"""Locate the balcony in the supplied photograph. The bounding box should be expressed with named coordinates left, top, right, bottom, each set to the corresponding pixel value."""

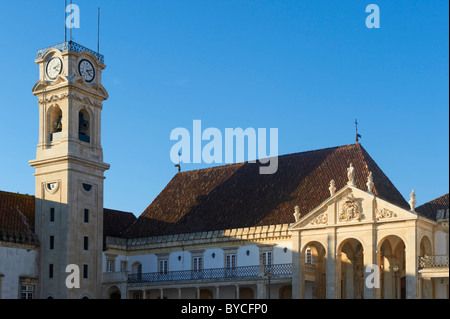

left=418, top=255, right=449, bottom=269
left=128, top=264, right=292, bottom=284
left=37, top=41, right=104, bottom=64
left=103, top=271, right=129, bottom=283
left=418, top=255, right=449, bottom=279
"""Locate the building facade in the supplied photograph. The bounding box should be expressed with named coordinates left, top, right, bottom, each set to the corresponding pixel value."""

left=0, top=42, right=448, bottom=299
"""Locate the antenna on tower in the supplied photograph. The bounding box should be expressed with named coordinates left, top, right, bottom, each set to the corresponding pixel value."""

left=64, top=0, right=67, bottom=42
left=97, top=7, right=100, bottom=55
left=355, top=119, right=362, bottom=144
left=69, top=0, right=73, bottom=41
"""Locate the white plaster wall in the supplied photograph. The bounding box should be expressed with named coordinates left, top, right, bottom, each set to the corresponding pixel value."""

left=0, top=246, right=39, bottom=299
left=434, top=230, right=449, bottom=255
left=122, top=240, right=294, bottom=275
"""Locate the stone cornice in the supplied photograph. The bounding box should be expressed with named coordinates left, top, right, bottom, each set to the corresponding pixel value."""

left=36, top=91, right=103, bottom=108
left=106, top=223, right=292, bottom=253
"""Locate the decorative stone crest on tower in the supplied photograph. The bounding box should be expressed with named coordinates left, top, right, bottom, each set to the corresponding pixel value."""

left=347, top=163, right=356, bottom=186
left=329, top=180, right=336, bottom=196
left=293, top=205, right=301, bottom=222
left=339, top=194, right=362, bottom=222
left=409, top=189, right=417, bottom=212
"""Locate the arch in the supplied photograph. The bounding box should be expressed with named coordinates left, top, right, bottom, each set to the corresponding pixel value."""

left=279, top=285, right=292, bottom=299
left=199, top=289, right=214, bottom=299
left=337, top=238, right=364, bottom=299
left=239, top=287, right=254, bottom=299
left=301, top=241, right=327, bottom=299
left=419, top=235, right=433, bottom=257
left=48, top=105, right=63, bottom=142
left=419, top=234, right=434, bottom=298
left=107, top=285, right=121, bottom=299
left=378, top=235, right=406, bottom=299
left=78, top=107, right=91, bottom=143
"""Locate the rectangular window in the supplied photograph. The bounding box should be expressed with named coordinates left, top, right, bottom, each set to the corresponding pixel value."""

left=49, top=235, right=54, bottom=250
left=21, top=285, right=34, bottom=299
left=83, top=236, right=88, bottom=250
left=120, top=261, right=128, bottom=272
left=106, top=260, right=114, bottom=272
left=159, top=259, right=168, bottom=274
left=306, top=248, right=312, bottom=264
left=49, top=264, right=54, bottom=279
left=226, top=254, right=236, bottom=270
left=193, top=257, right=203, bottom=272
left=84, top=209, right=89, bottom=223
left=50, top=208, right=55, bottom=222
left=262, top=251, right=272, bottom=266
left=83, top=264, right=88, bottom=279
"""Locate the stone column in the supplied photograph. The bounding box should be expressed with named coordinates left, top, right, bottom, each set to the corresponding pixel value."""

left=364, top=242, right=378, bottom=299
left=291, top=232, right=302, bottom=299
left=406, top=230, right=418, bottom=299
left=256, top=280, right=265, bottom=299
left=326, top=231, right=337, bottom=299
left=215, top=286, right=220, bottom=299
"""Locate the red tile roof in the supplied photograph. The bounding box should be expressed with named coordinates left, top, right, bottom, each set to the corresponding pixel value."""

left=0, top=191, right=35, bottom=234
left=0, top=190, right=136, bottom=245
left=103, top=208, right=136, bottom=240
left=123, top=143, right=410, bottom=238
left=416, top=193, right=449, bottom=221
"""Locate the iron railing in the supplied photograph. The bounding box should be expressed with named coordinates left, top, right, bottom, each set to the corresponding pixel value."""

left=128, top=263, right=292, bottom=284
left=418, top=255, right=449, bottom=269
left=37, top=41, right=104, bottom=64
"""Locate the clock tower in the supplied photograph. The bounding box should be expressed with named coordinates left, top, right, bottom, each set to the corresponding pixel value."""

left=29, top=42, right=109, bottom=299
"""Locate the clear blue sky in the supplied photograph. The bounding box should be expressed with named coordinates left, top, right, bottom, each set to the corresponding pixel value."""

left=0, top=0, right=448, bottom=216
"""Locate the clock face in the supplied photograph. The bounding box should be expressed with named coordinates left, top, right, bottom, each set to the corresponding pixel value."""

left=46, top=58, right=62, bottom=80
left=78, top=59, right=95, bottom=82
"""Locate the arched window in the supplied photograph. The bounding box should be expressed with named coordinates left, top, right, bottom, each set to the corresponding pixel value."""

left=78, top=109, right=90, bottom=143
left=49, top=107, right=62, bottom=142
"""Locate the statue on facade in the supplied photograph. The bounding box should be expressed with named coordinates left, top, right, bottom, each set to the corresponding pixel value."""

left=347, top=163, right=355, bottom=186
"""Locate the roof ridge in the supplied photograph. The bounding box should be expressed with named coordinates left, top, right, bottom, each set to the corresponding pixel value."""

left=0, top=190, right=35, bottom=198
left=175, top=143, right=356, bottom=174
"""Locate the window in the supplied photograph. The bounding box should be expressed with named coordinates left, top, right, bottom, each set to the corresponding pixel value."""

left=84, top=209, right=89, bottom=223
left=226, top=254, right=236, bottom=270
left=305, top=247, right=312, bottom=264
left=83, top=236, right=89, bottom=250
left=83, top=265, right=88, bottom=279
left=262, top=251, right=272, bottom=267
left=49, top=264, right=54, bottom=279
left=21, top=285, right=34, bottom=299
left=106, top=260, right=114, bottom=272
left=193, top=257, right=203, bottom=272
left=49, top=235, right=54, bottom=250
left=159, top=259, right=168, bottom=274
left=50, top=208, right=55, bottom=222
left=120, top=261, right=128, bottom=272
